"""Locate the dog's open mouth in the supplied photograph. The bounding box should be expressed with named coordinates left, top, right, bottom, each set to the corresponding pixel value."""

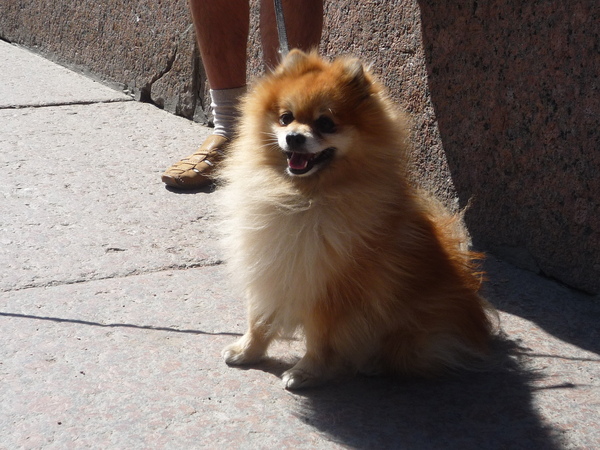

left=285, top=148, right=335, bottom=175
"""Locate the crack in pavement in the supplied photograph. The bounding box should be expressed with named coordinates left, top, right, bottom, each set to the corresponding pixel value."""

left=0, top=97, right=133, bottom=110
left=0, top=259, right=225, bottom=293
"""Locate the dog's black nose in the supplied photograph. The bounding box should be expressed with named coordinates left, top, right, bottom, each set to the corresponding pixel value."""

left=286, top=132, right=306, bottom=149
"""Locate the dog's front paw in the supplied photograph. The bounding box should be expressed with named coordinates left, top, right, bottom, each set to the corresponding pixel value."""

left=221, top=340, right=264, bottom=366
left=282, top=368, right=323, bottom=390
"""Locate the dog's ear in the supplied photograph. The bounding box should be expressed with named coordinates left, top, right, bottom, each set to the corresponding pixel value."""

left=277, top=49, right=310, bottom=73
left=343, top=58, right=366, bottom=83
left=339, top=57, right=372, bottom=96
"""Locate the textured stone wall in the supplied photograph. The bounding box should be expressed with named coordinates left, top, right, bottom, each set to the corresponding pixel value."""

left=416, top=0, right=599, bottom=294
left=0, top=0, right=208, bottom=122
left=1, top=0, right=598, bottom=294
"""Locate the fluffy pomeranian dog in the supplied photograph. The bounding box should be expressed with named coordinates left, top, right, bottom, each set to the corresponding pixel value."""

left=219, top=50, right=496, bottom=390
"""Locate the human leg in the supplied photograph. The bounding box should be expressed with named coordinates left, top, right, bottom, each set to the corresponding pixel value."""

left=190, top=0, right=249, bottom=90
left=190, top=0, right=250, bottom=138
left=260, top=0, right=323, bottom=69
left=162, top=0, right=250, bottom=189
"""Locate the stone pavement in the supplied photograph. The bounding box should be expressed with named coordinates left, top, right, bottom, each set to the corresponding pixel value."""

left=1, top=40, right=598, bottom=449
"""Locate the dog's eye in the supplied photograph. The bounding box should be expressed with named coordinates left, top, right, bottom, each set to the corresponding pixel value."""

left=315, top=116, right=336, bottom=134
left=279, top=112, right=294, bottom=126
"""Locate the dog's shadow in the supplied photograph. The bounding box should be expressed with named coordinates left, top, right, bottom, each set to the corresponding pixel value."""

left=249, top=336, right=561, bottom=449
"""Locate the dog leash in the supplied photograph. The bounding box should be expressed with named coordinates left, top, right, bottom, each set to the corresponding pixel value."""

left=274, top=0, right=290, bottom=57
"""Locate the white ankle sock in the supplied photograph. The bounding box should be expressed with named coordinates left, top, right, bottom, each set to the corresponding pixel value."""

left=210, top=86, right=247, bottom=139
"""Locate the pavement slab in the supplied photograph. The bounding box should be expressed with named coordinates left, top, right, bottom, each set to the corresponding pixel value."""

left=1, top=41, right=599, bottom=449
left=0, top=101, right=219, bottom=292
left=1, top=261, right=599, bottom=449
left=0, top=40, right=130, bottom=108
left=0, top=268, right=317, bottom=449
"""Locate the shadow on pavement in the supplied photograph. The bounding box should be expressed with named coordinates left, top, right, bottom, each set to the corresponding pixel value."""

left=165, top=184, right=216, bottom=195
left=482, top=258, right=600, bottom=357
left=288, top=336, right=562, bottom=449
left=0, top=312, right=241, bottom=337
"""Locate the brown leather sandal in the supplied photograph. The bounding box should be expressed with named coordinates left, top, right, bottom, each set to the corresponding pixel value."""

left=161, top=135, right=229, bottom=189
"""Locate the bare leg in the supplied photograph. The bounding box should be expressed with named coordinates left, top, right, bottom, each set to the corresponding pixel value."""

left=260, top=0, right=324, bottom=69
left=161, top=0, right=249, bottom=189
left=189, top=0, right=250, bottom=89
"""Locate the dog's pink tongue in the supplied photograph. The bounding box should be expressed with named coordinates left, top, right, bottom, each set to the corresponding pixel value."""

left=288, top=152, right=310, bottom=170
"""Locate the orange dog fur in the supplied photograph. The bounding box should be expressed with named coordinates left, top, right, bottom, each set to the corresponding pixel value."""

left=219, top=50, right=496, bottom=390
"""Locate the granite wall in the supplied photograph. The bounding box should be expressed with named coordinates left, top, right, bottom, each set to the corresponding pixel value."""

left=416, top=1, right=599, bottom=294
left=0, top=0, right=209, bottom=122
left=1, top=0, right=597, bottom=294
